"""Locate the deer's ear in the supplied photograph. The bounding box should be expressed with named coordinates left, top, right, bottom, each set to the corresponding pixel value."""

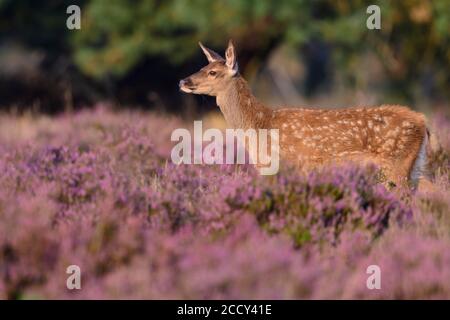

left=225, top=39, right=238, bottom=75
left=199, top=42, right=223, bottom=63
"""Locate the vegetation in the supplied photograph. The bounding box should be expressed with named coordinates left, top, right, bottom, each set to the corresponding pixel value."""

left=0, top=0, right=448, bottom=109
left=0, top=106, right=449, bottom=299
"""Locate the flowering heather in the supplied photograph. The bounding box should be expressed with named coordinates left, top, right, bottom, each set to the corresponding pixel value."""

left=428, top=111, right=450, bottom=185
left=0, top=106, right=449, bottom=299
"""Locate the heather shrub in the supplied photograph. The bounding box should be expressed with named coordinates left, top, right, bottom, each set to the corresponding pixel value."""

left=226, top=165, right=412, bottom=247
left=0, top=106, right=449, bottom=299
left=428, top=112, right=450, bottom=184
left=338, top=230, right=450, bottom=299
left=0, top=193, right=59, bottom=299
left=36, top=216, right=322, bottom=299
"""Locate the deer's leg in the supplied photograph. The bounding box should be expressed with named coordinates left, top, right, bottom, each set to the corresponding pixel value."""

left=386, top=151, right=421, bottom=190
left=366, top=157, right=409, bottom=190
left=417, top=177, right=437, bottom=193
left=376, top=163, right=407, bottom=189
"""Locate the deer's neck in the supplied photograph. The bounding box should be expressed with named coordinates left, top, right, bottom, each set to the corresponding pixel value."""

left=216, top=77, right=272, bottom=129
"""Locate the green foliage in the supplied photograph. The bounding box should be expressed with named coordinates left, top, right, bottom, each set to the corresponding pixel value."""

left=71, top=0, right=312, bottom=77
left=69, top=0, right=449, bottom=101
left=1, top=0, right=448, bottom=102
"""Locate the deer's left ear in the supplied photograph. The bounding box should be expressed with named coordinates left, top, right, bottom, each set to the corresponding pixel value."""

left=225, top=40, right=238, bottom=76
left=199, top=42, right=224, bottom=63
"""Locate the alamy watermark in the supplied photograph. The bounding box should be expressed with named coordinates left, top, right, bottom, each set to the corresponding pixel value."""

left=366, top=264, right=381, bottom=290
left=63, top=263, right=381, bottom=292
left=171, top=121, right=280, bottom=175
left=66, top=4, right=380, bottom=31
left=66, top=265, right=81, bottom=290
left=366, top=5, right=381, bottom=30
left=66, top=5, right=81, bottom=30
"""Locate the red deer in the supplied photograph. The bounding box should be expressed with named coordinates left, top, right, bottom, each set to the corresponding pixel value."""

left=179, top=40, right=429, bottom=189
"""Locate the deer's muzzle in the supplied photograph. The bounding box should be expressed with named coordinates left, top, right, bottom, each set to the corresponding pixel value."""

left=179, top=78, right=196, bottom=93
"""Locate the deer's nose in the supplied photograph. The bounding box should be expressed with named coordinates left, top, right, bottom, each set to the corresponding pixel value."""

left=179, top=78, right=193, bottom=88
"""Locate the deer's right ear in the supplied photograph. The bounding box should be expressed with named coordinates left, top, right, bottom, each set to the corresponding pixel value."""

left=199, top=42, right=223, bottom=63
left=225, top=40, right=238, bottom=76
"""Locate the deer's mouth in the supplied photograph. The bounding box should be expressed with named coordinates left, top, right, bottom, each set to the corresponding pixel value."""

left=180, top=86, right=195, bottom=93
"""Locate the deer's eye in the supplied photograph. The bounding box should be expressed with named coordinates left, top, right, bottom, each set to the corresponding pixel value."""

left=208, top=70, right=217, bottom=76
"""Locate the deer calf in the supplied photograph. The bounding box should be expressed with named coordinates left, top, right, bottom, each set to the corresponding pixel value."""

left=179, top=40, right=429, bottom=188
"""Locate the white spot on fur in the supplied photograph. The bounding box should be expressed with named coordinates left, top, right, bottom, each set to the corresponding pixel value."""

left=402, top=121, right=411, bottom=127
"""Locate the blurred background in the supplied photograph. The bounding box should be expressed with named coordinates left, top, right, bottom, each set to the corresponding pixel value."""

left=0, top=0, right=448, bottom=116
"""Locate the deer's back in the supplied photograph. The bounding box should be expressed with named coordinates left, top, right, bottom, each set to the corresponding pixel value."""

left=269, top=105, right=427, bottom=167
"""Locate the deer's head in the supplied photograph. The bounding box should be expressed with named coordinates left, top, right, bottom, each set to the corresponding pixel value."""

left=179, top=40, right=239, bottom=96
